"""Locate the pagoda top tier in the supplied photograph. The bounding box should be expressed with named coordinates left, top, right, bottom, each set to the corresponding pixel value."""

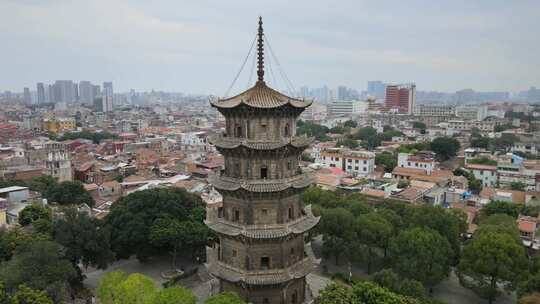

left=211, top=17, right=311, bottom=111
left=211, top=81, right=312, bottom=110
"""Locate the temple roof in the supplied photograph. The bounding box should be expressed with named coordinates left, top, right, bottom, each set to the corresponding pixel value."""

left=209, top=134, right=313, bottom=150
left=209, top=171, right=313, bottom=193
left=205, top=205, right=320, bottom=239
left=210, top=81, right=312, bottom=110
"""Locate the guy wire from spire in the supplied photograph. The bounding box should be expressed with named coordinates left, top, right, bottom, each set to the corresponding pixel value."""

left=257, top=16, right=265, bottom=83
left=264, top=35, right=297, bottom=96
left=224, top=34, right=256, bottom=97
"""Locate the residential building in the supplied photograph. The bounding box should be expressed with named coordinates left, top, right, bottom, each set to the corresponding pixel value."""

left=455, top=105, right=488, bottom=121
left=342, top=150, right=376, bottom=176
left=42, top=117, right=76, bottom=134
left=466, top=164, right=497, bottom=187
left=328, top=100, right=367, bottom=117
left=413, top=104, right=455, bottom=117
left=45, top=142, right=72, bottom=182
left=447, top=120, right=494, bottom=132
left=397, top=151, right=438, bottom=174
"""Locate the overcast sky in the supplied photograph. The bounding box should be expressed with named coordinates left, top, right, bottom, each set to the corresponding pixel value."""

left=1, top=0, right=539, bottom=95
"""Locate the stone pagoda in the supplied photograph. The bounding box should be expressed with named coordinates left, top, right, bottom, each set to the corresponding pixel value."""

left=205, top=17, right=320, bottom=304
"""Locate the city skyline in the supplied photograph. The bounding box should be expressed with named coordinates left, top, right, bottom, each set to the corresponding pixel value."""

left=1, top=1, right=539, bottom=94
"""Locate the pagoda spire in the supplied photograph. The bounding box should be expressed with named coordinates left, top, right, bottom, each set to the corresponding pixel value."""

left=257, top=16, right=264, bottom=83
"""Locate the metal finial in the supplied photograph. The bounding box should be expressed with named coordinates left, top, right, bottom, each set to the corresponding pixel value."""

left=257, top=16, right=264, bottom=83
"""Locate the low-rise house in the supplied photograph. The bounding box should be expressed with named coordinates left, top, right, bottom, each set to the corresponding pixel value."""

left=397, top=151, right=438, bottom=174
left=466, top=164, right=497, bottom=188
left=517, top=215, right=537, bottom=242
left=0, top=186, right=29, bottom=203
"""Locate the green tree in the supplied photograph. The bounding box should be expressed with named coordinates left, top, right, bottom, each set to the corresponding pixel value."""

left=344, top=120, right=358, bottom=128
left=150, top=219, right=209, bottom=269
left=18, top=204, right=51, bottom=227
left=300, top=187, right=342, bottom=209
left=493, top=134, right=519, bottom=151
left=482, top=200, right=520, bottom=218
left=354, top=127, right=378, bottom=140
left=330, top=126, right=346, bottom=134
left=336, top=138, right=359, bottom=149
left=375, top=152, right=397, bottom=172
left=26, top=175, right=57, bottom=196
left=0, top=241, right=77, bottom=302
left=412, top=122, right=426, bottom=134
left=372, top=269, right=400, bottom=292
left=399, top=279, right=425, bottom=299
left=458, top=230, right=527, bottom=304
left=429, top=137, right=460, bottom=161
left=518, top=273, right=540, bottom=299
left=53, top=208, right=114, bottom=271
left=390, top=227, right=452, bottom=293
left=204, top=292, right=245, bottom=304
left=296, top=121, right=331, bottom=141
left=152, top=286, right=197, bottom=304
left=510, top=182, right=526, bottom=191
left=352, top=281, right=421, bottom=304
left=106, top=188, right=206, bottom=261
left=355, top=213, right=392, bottom=273
left=10, top=285, right=54, bottom=304
left=470, top=136, right=490, bottom=149
left=407, top=205, right=465, bottom=263
left=47, top=181, right=94, bottom=206
left=114, top=274, right=156, bottom=304
left=318, top=284, right=356, bottom=304
left=97, top=271, right=128, bottom=304
left=0, top=228, right=48, bottom=262
left=319, top=208, right=355, bottom=265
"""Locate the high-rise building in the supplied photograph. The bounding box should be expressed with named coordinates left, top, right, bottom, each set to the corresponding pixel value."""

left=37, top=83, right=45, bottom=104
left=206, top=18, right=319, bottom=304
left=103, top=81, right=113, bottom=97
left=23, top=87, right=31, bottom=104
left=385, top=84, right=416, bottom=114
left=47, top=85, right=54, bottom=103
left=78, top=81, right=94, bottom=105
left=53, top=80, right=75, bottom=103
left=367, top=81, right=386, bottom=99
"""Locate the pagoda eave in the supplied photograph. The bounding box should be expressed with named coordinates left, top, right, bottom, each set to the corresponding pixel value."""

left=209, top=134, right=313, bottom=151
left=209, top=172, right=313, bottom=193
left=205, top=205, right=320, bottom=239
left=207, top=256, right=314, bottom=286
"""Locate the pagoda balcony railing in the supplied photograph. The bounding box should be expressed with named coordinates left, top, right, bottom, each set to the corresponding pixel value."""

left=206, top=204, right=318, bottom=231
left=209, top=169, right=314, bottom=187
left=208, top=133, right=313, bottom=150
left=207, top=252, right=314, bottom=285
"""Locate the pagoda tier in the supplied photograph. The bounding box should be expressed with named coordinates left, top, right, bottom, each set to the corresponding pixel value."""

left=207, top=253, right=314, bottom=286
left=211, top=81, right=311, bottom=111
left=209, top=171, right=313, bottom=193
left=205, top=205, right=319, bottom=239
left=209, top=134, right=312, bottom=151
